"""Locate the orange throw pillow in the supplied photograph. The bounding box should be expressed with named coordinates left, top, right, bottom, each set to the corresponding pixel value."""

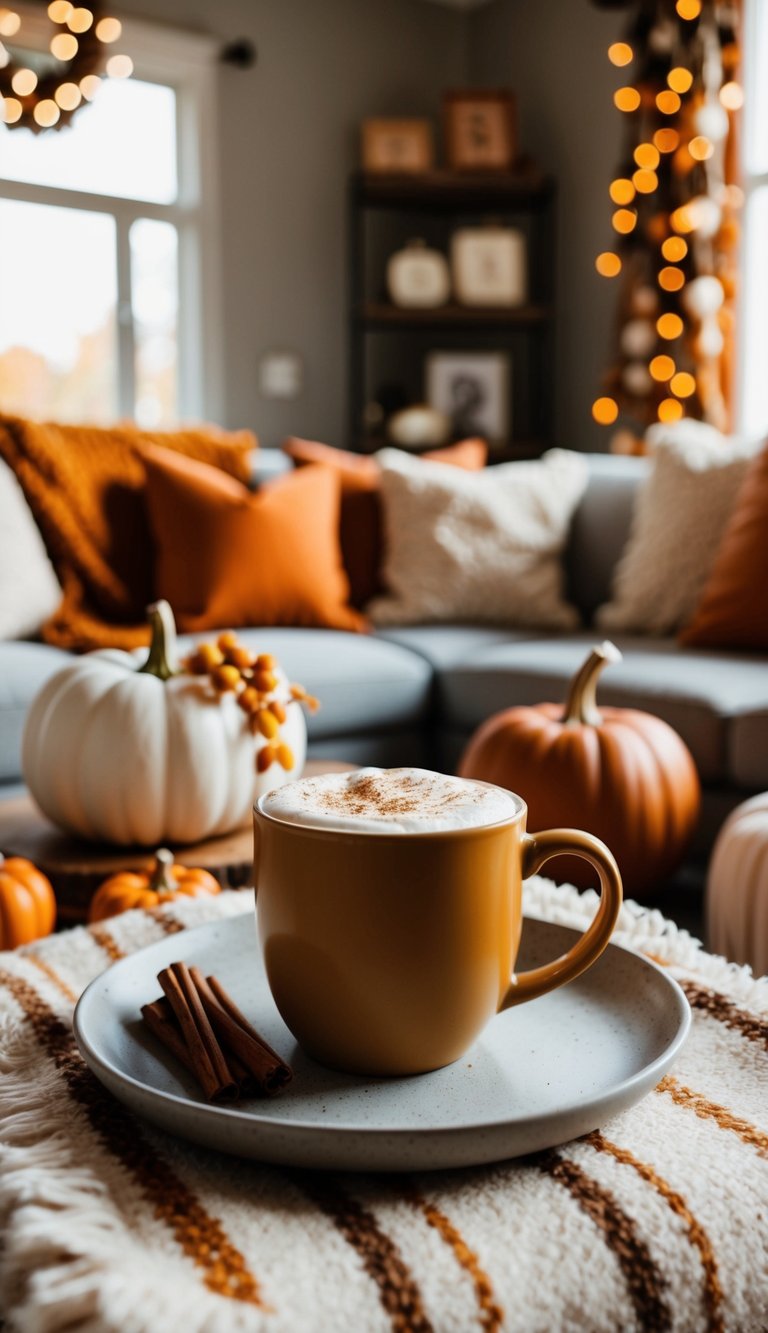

left=0, top=414, right=255, bottom=650
left=680, top=441, right=768, bottom=651
left=283, top=437, right=488, bottom=606
left=142, top=444, right=365, bottom=634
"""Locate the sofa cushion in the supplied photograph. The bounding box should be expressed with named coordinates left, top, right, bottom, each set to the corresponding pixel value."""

left=595, top=423, right=761, bottom=636
left=142, top=447, right=364, bottom=634
left=370, top=448, right=588, bottom=629
left=729, top=709, right=768, bottom=789
left=439, top=634, right=768, bottom=784
left=176, top=628, right=434, bottom=740
left=0, top=642, right=72, bottom=783
left=564, top=454, right=648, bottom=622
left=284, top=437, right=487, bottom=609
left=375, top=623, right=537, bottom=671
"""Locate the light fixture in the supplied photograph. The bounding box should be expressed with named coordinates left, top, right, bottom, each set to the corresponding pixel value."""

left=0, top=3, right=131, bottom=132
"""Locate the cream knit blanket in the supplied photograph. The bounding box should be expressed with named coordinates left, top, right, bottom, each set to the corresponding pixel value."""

left=0, top=881, right=766, bottom=1333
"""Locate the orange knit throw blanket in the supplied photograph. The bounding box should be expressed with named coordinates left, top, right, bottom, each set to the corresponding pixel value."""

left=0, top=414, right=255, bottom=651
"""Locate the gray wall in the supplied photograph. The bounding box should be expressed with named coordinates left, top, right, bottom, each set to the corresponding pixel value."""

left=468, top=0, right=625, bottom=451
left=116, top=0, right=624, bottom=451
left=115, top=0, right=467, bottom=446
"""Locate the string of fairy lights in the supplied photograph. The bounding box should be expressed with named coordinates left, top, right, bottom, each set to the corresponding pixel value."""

left=0, top=2, right=131, bottom=132
left=591, top=0, right=742, bottom=452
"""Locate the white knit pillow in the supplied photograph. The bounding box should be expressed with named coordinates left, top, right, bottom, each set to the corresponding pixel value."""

left=0, top=457, right=61, bottom=640
left=369, top=447, right=587, bottom=628
left=596, top=421, right=763, bottom=636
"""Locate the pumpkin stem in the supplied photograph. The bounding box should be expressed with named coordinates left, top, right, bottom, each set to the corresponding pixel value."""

left=139, top=601, right=178, bottom=681
left=562, top=641, right=623, bottom=727
left=150, top=848, right=177, bottom=896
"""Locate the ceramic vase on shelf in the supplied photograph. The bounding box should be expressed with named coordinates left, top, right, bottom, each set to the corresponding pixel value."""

left=386, top=239, right=450, bottom=308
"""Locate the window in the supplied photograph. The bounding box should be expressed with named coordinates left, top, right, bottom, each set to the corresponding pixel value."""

left=739, top=0, right=768, bottom=438
left=0, top=15, right=221, bottom=426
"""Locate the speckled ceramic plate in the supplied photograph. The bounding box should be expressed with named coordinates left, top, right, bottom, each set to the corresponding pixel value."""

left=74, top=913, right=690, bottom=1172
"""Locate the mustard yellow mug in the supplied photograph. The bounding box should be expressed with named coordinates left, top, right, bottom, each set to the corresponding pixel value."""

left=253, top=779, right=622, bottom=1076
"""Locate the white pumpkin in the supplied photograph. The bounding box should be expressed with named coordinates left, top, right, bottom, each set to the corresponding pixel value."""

left=706, top=793, right=768, bottom=977
left=22, top=602, right=307, bottom=846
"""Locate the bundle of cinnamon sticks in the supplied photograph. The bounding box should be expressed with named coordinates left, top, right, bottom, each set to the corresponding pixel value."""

left=141, top=961, right=293, bottom=1102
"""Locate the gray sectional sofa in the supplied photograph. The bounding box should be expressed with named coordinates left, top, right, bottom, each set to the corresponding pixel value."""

left=2, top=453, right=766, bottom=872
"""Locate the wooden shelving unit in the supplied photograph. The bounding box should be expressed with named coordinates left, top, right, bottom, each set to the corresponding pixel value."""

left=347, top=168, right=557, bottom=460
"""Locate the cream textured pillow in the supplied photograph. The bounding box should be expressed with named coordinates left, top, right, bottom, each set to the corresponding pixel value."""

left=0, top=457, right=62, bottom=639
left=596, top=421, right=763, bottom=636
left=369, top=447, right=587, bottom=628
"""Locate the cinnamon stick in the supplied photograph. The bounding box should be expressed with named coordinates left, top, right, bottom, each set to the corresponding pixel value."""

left=158, top=962, right=238, bottom=1102
left=141, top=964, right=293, bottom=1101
left=190, top=967, right=293, bottom=1095
left=141, top=997, right=254, bottom=1090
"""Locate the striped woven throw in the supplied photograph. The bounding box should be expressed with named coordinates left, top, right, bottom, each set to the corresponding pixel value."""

left=0, top=880, right=766, bottom=1332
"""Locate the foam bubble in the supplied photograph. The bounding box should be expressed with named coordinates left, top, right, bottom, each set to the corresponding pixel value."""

left=261, top=767, right=519, bottom=834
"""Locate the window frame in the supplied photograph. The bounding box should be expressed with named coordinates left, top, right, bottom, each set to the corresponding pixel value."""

left=736, top=0, right=767, bottom=437
left=0, top=13, right=223, bottom=424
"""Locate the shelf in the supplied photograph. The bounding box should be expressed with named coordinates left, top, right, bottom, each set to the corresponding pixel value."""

left=352, top=168, right=554, bottom=211
left=356, top=302, right=553, bottom=330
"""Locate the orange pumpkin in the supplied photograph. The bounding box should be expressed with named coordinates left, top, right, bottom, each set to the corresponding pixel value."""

left=0, top=854, right=56, bottom=948
left=459, top=641, right=700, bottom=899
left=88, top=848, right=221, bottom=923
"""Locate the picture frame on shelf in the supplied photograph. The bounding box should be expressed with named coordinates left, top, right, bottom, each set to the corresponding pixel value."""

left=361, top=118, right=434, bottom=174
left=425, top=350, right=511, bottom=445
left=451, top=225, right=527, bottom=307
left=442, top=90, right=517, bottom=172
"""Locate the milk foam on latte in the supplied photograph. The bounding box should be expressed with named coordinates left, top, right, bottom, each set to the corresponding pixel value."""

left=261, top=767, right=519, bottom=834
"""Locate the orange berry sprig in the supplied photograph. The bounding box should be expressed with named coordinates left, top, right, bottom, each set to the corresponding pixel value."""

left=182, top=631, right=318, bottom=773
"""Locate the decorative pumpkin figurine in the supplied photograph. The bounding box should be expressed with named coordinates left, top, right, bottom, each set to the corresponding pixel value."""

left=0, top=854, right=56, bottom=949
left=88, top=849, right=220, bottom=923
left=459, top=641, right=700, bottom=899
left=706, top=793, right=768, bottom=976
left=22, top=602, right=315, bottom=847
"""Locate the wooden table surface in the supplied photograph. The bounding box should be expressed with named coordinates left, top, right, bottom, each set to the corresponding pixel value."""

left=0, top=760, right=356, bottom=925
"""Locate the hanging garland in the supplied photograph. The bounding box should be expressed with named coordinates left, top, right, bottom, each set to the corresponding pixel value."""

left=0, top=2, right=130, bottom=133
left=590, top=0, right=742, bottom=452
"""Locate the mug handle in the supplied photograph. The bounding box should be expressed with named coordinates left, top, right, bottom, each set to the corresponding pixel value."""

left=499, top=828, right=623, bottom=1010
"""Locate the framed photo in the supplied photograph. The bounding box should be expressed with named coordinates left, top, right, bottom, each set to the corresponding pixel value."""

left=361, top=118, right=434, bottom=174
left=425, top=351, right=511, bottom=444
left=442, top=90, right=517, bottom=172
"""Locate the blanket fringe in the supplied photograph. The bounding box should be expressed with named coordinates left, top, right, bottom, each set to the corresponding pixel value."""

left=524, top=875, right=768, bottom=1012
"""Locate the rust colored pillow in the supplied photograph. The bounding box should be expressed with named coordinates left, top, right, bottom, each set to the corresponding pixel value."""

left=283, top=437, right=488, bottom=606
left=680, top=441, right=768, bottom=650
left=0, top=414, right=255, bottom=650
left=142, top=444, right=365, bottom=634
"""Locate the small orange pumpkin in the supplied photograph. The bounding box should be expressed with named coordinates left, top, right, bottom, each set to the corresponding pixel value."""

left=459, top=641, right=701, bottom=899
left=0, top=854, right=57, bottom=948
left=88, top=848, right=221, bottom=923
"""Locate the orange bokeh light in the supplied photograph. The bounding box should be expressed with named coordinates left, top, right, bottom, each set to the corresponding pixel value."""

left=658, top=398, right=684, bottom=422
left=657, top=313, right=684, bottom=339
left=668, top=67, right=694, bottom=94
left=633, top=169, right=658, bottom=194
left=650, top=355, right=676, bottom=382
left=609, top=178, right=635, bottom=205
left=596, top=252, right=622, bottom=277
left=676, top=0, right=701, bottom=17
left=614, top=87, right=641, bottom=113
left=612, top=208, right=637, bottom=234
left=657, top=90, right=682, bottom=115
left=659, top=266, right=685, bottom=291
left=654, top=128, right=680, bottom=153
left=671, top=372, right=696, bottom=398
left=689, top=135, right=714, bottom=160
left=720, top=81, right=744, bottom=111
left=608, top=42, right=633, bottom=67
left=634, top=143, right=660, bottom=169
left=592, top=397, right=619, bottom=425
left=662, top=236, right=688, bottom=262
